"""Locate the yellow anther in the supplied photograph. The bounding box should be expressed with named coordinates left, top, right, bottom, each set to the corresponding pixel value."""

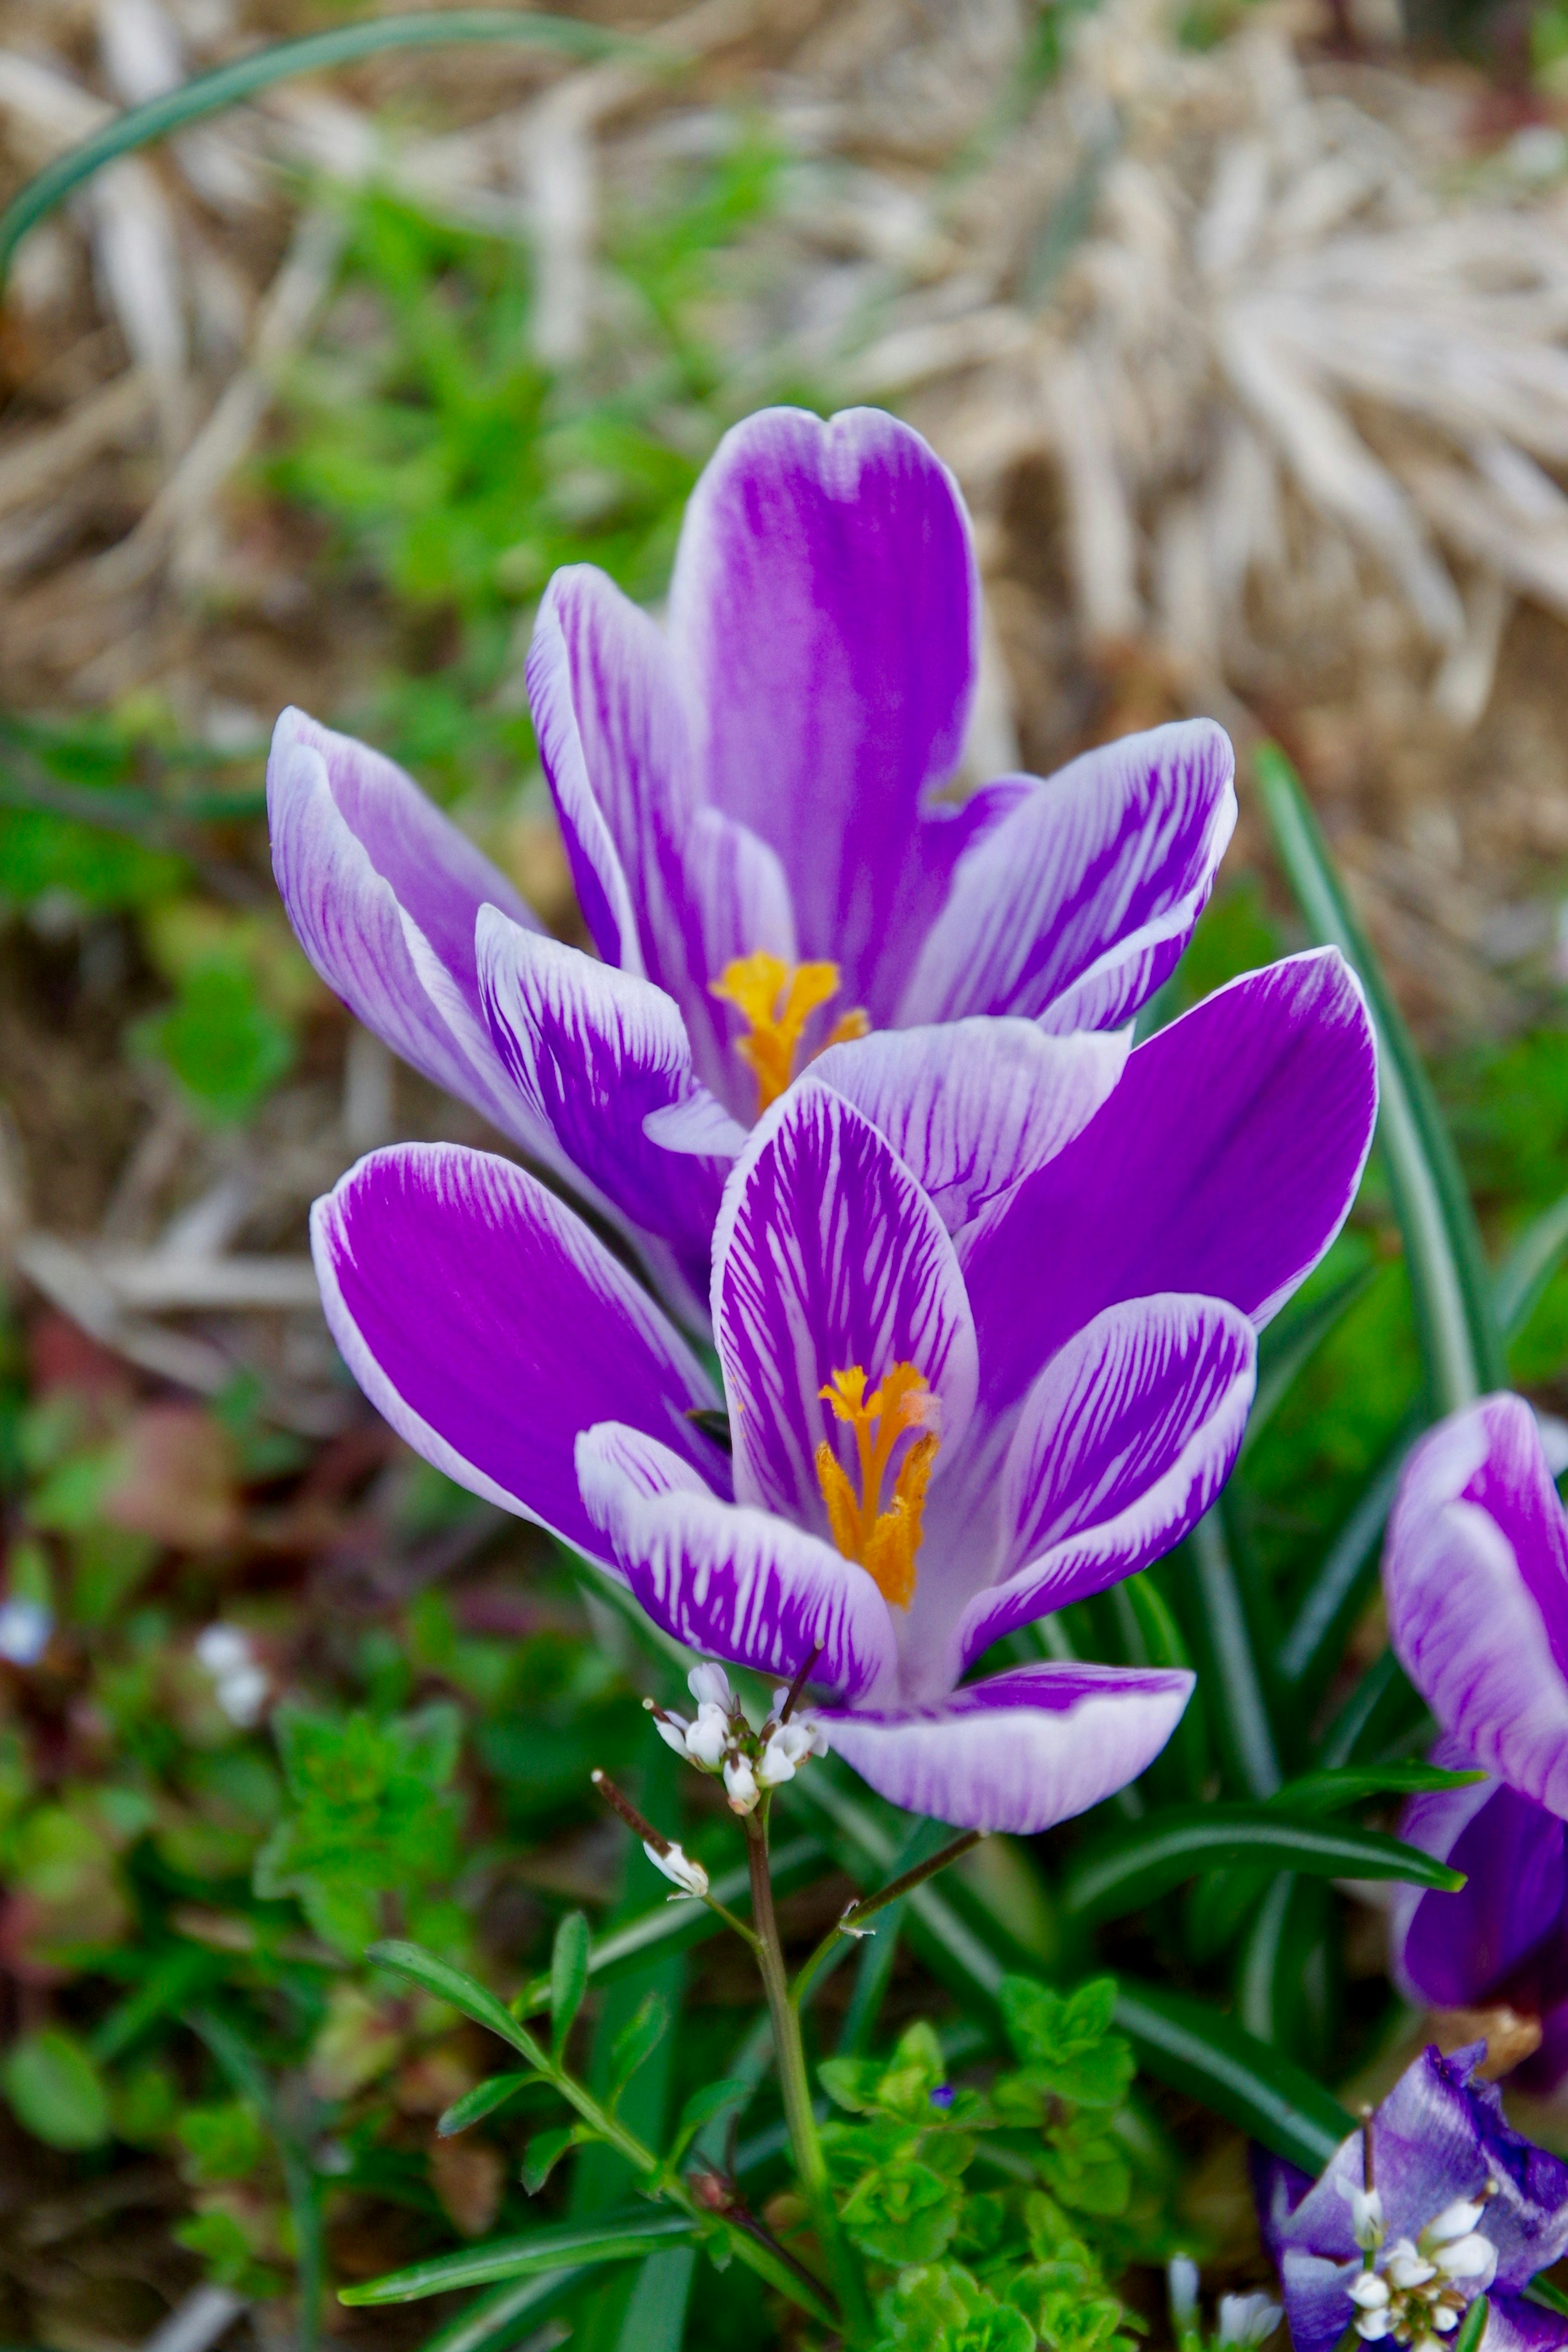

left=710, top=950, right=867, bottom=1114
left=813, top=1363, right=939, bottom=1611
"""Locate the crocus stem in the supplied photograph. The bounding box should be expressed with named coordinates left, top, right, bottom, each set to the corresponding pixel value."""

left=744, top=1808, right=872, bottom=2345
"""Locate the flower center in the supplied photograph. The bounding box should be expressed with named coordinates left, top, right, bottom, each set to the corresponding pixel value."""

left=813, top=1363, right=939, bottom=1610
left=710, top=950, right=869, bottom=1115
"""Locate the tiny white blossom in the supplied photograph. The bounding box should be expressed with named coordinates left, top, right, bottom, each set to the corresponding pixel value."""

left=216, top=1664, right=269, bottom=1728
left=1432, top=2310, right=1462, bottom=2333
left=650, top=1709, right=692, bottom=1758
left=1386, top=2245, right=1438, bottom=2292
left=1350, top=2278, right=1392, bottom=2312
left=1339, top=2179, right=1387, bottom=2252
left=1432, top=2236, right=1495, bottom=2286
left=644, top=1839, right=708, bottom=1899
left=1355, top=2310, right=1394, bottom=2341
left=195, top=1625, right=269, bottom=1725
left=1167, top=2254, right=1200, bottom=2329
left=723, top=1753, right=760, bottom=1813
left=688, top=1662, right=733, bottom=1710
left=0, top=1598, right=51, bottom=1666
left=685, top=1702, right=731, bottom=1769
left=196, top=1624, right=251, bottom=1676
left=757, top=1717, right=823, bottom=1788
left=1217, top=2292, right=1283, bottom=2348
left=1426, top=2201, right=1486, bottom=2246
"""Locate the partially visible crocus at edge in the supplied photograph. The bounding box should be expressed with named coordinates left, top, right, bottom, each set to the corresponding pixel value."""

left=1256, top=2040, right=1568, bottom=2352
left=306, top=947, right=1375, bottom=1834
left=269, top=404, right=1237, bottom=1311
left=1383, top=1395, right=1568, bottom=2094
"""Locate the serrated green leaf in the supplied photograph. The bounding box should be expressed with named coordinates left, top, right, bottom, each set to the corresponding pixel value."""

left=339, top=2212, right=699, bottom=2304
left=607, top=1988, right=668, bottom=2103
left=367, top=1939, right=539, bottom=2064
left=549, top=1912, right=590, bottom=2061
left=1113, top=1980, right=1351, bottom=2172
left=521, top=2126, right=578, bottom=2195
left=437, top=2074, right=534, bottom=2138
left=1063, top=1804, right=1463, bottom=1923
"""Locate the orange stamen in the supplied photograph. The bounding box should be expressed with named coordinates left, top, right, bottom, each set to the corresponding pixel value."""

left=710, top=950, right=869, bottom=1114
left=813, top=1363, right=939, bottom=1610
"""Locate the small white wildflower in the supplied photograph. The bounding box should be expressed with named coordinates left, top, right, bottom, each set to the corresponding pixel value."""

left=1386, top=2243, right=1438, bottom=2292
left=1350, top=2278, right=1392, bottom=2312
left=1339, top=2179, right=1387, bottom=2252
left=688, top=1662, right=733, bottom=1710
left=216, top=1664, right=269, bottom=1728
left=1355, top=2310, right=1395, bottom=2342
left=195, top=1624, right=269, bottom=1726
left=757, top=1717, right=822, bottom=1788
left=685, top=1702, right=731, bottom=1770
left=196, top=1624, right=251, bottom=1676
left=1217, top=2292, right=1283, bottom=2348
left=0, top=1597, right=51, bottom=1666
left=644, top=1839, right=709, bottom=1899
left=723, top=1753, right=760, bottom=1813
left=1426, top=2201, right=1486, bottom=2247
left=1167, top=2254, right=1200, bottom=2330
left=1432, top=2311, right=1462, bottom=2334
left=649, top=1708, right=692, bottom=1758
left=1432, top=2236, right=1495, bottom=2286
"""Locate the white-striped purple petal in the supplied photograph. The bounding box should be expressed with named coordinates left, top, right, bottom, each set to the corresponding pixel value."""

left=811, top=1019, right=1128, bottom=1235
left=310, top=1144, right=724, bottom=1560
left=951, top=1294, right=1257, bottom=1671
left=1390, top=1742, right=1567, bottom=2013
left=267, top=707, right=552, bottom=1156
left=711, top=1080, right=979, bottom=1528
left=577, top=1422, right=897, bottom=1697
left=1385, top=1395, right=1568, bottom=1819
left=816, top=1662, right=1193, bottom=1833
left=667, top=405, right=978, bottom=1020
left=896, top=720, right=1236, bottom=1033
left=960, top=950, right=1378, bottom=1424
left=477, top=906, right=724, bottom=1302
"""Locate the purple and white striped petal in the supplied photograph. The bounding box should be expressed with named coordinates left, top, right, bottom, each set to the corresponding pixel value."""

left=951, top=1294, right=1257, bottom=1671
left=577, top=1422, right=897, bottom=1697
left=811, top=1019, right=1128, bottom=1235
left=668, top=405, right=978, bottom=1020
left=896, top=721, right=1236, bottom=1033
left=267, top=708, right=552, bottom=1155
left=1385, top=1395, right=1568, bottom=1819
left=310, top=1144, right=724, bottom=1560
left=961, top=951, right=1378, bottom=1424
left=1390, top=1742, right=1566, bottom=2012
left=712, top=1081, right=979, bottom=1529
left=816, top=1662, right=1193, bottom=1833
left=477, top=907, right=724, bottom=1301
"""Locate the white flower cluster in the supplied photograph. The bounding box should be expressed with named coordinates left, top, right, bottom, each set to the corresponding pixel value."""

left=1344, top=2187, right=1499, bottom=2350
left=195, top=1624, right=270, bottom=1727
left=646, top=1662, right=827, bottom=1815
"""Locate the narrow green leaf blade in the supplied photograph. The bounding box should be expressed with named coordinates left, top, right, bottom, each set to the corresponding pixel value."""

left=550, top=1912, right=590, bottom=2060
left=1113, top=1979, right=1351, bottom=2171
left=438, top=2074, right=535, bottom=2139
left=415, top=2271, right=585, bottom=2352
left=1453, top=2299, right=1490, bottom=2352
left=1275, top=1420, right=1419, bottom=1690
left=608, top=1988, right=669, bottom=2102
left=339, top=2214, right=699, bottom=2305
left=1495, top=1187, right=1568, bottom=1341
left=1243, top=1263, right=1376, bottom=1456
left=367, top=1940, right=539, bottom=2062
left=1063, top=1804, right=1463, bottom=1922
left=1269, top=1762, right=1482, bottom=1813
left=1254, top=742, right=1504, bottom=1408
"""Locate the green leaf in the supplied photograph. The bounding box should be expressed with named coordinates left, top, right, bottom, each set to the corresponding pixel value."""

left=0, top=2027, right=111, bottom=2149
left=549, top=1911, right=590, bottom=2061
left=1275, top=1422, right=1420, bottom=1690
left=669, top=2077, right=753, bottom=2160
left=1243, top=1263, right=1377, bottom=1456
left=1495, top=1187, right=1568, bottom=1341
left=1269, top=1762, right=1482, bottom=1812
left=132, top=960, right=295, bottom=1126
left=1112, top=1980, right=1351, bottom=2172
left=521, top=2126, right=579, bottom=2196
left=1255, top=742, right=1505, bottom=1408
left=1063, top=1803, right=1463, bottom=1923
left=1186, top=1510, right=1281, bottom=1799
left=367, top=1939, right=540, bottom=2064
left=1525, top=2277, right=1568, bottom=2319
left=338, top=2212, right=700, bottom=2304
left=438, top=2074, right=535, bottom=2139
left=608, top=1988, right=668, bottom=2103
left=414, top=2272, right=586, bottom=2352
left=1453, top=2299, right=1490, bottom=2352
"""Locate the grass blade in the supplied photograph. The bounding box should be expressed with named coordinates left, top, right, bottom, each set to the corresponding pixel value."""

left=1254, top=743, right=1504, bottom=1409
left=1186, top=1512, right=1281, bottom=1798
left=1242, top=1263, right=1376, bottom=1457
left=1494, top=1186, right=1568, bottom=1341
left=1062, top=1803, right=1463, bottom=1923
left=416, top=2272, right=586, bottom=2352
left=340, top=2214, right=699, bottom=2305
left=1112, top=1980, right=1351, bottom=2171
left=1275, top=1419, right=1421, bottom=1689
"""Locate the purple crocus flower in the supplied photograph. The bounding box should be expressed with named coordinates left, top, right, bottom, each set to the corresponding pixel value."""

left=1258, top=2041, right=1568, bottom=2352
left=1383, top=1396, right=1568, bottom=2093
left=307, top=949, right=1374, bottom=1833
left=270, top=405, right=1236, bottom=1311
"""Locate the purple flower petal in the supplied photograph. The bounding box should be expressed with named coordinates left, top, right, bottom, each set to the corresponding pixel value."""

left=952, top=1294, right=1257, bottom=1671
left=576, top=1422, right=897, bottom=1697
left=896, top=720, right=1236, bottom=1032
left=667, top=406, right=977, bottom=1018
left=1385, top=1396, right=1568, bottom=1817
left=1391, top=1740, right=1566, bottom=2012
left=712, top=1081, right=979, bottom=1528
left=267, top=707, right=551, bottom=1153
left=817, top=1661, right=1193, bottom=1833
left=310, top=1144, right=724, bottom=1559
left=1488, top=2297, right=1568, bottom=2352
left=960, top=950, right=1377, bottom=1423
left=811, top=1019, right=1128, bottom=1235
left=477, top=906, right=724, bottom=1302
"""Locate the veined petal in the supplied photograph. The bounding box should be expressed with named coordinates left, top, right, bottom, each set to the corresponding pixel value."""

left=1386, top=1396, right=1568, bottom=1818
left=817, top=1662, right=1192, bottom=1834
left=267, top=707, right=550, bottom=1153
left=1486, top=2298, right=1568, bottom=2352
left=961, top=951, right=1378, bottom=1423
left=953, top=1294, right=1257, bottom=1671
left=577, top=1423, right=897, bottom=1697
left=712, top=1080, right=979, bottom=1528
left=310, top=1145, right=725, bottom=1560
left=811, top=1019, right=1129, bottom=1235
left=668, top=405, right=977, bottom=1016
left=897, top=720, right=1236, bottom=1032
left=477, top=906, right=723, bottom=1299
left=1391, top=1744, right=1566, bottom=2011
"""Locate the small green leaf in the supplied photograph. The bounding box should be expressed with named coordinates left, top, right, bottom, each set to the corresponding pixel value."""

left=1453, top=2299, right=1490, bottom=2352
left=1113, top=1979, right=1351, bottom=2172
left=338, top=2212, right=699, bottom=2304
left=521, top=2126, right=578, bottom=2195
left=549, top=1912, right=590, bottom=2061
left=1, top=2027, right=111, bottom=2149
left=608, top=1988, right=668, bottom=2103
left=366, top=1939, right=539, bottom=2064
left=668, top=2077, right=752, bottom=2160
left=1270, top=1762, right=1483, bottom=1813
left=1525, top=2277, right=1568, bottom=2319
left=1064, top=1803, right=1464, bottom=1923
left=438, top=2074, right=535, bottom=2138
left=1496, top=1187, right=1568, bottom=1340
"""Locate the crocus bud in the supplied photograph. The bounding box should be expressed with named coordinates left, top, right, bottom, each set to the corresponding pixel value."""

left=644, top=1839, right=708, bottom=1899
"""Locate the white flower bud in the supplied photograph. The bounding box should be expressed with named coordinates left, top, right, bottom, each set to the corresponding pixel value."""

left=1386, top=2247, right=1437, bottom=2292
left=1432, top=2309, right=1462, bottom=2332
left=688, top=1662, right=734, bottom=1711
left=196, top=1624, right=252, bottom=1675
left=723, top=1753, right=760, bottom=1813
left=650, top=1708, right=692, bottom=1758
left=1218, top=2292, right=1283, bottom=2348
left=644, top=1840, right=708, bottom=1899
left=757, top=1717, right=822, bottom=1787
left=685, top=1702, right=731, bottom=1770
left=1355, top=2311, right=1394, bottom=2341
left=1426, top=2200, right=1487, bottom=2246
left=1339, top=2180, right=1386, bottom=2252
left=1350, top=2277, right=1391, bottom=2312
left=1167, top=2254, right=1200, bottom=2329
left=1432, top=2236, right=1495, bottom=2287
